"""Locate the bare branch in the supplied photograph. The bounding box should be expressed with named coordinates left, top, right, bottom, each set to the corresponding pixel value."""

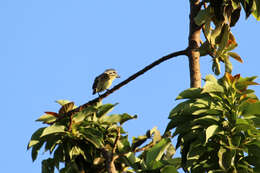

left=54, top=49, right=187, bottom=122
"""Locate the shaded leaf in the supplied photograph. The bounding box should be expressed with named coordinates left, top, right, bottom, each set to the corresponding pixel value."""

left=224, top=55, right=232, bottom=73
left=161, top=165, right=178, bottom=173
left=194, top=7, right=211, bottom=26
left=32, top=140, right=45, bottom=161
left=145, top=138, right=171, bottom=165
left=27, top=127, right=45, bottom=149
left=42, top=158, right=55, bottom=173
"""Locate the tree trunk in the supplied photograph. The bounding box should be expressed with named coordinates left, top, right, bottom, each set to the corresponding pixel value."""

left=188, top=0, right=202, bottom=88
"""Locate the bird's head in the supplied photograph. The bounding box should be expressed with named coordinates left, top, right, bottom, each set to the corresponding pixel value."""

left=104, top=69, right=120, bottom=78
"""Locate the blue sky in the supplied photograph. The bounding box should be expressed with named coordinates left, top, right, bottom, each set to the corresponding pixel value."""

left=0, top=0, right=259, bottom=172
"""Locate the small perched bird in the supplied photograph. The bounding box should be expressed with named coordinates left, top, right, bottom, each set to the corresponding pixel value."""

left=92, top=69, right=120, bottom=95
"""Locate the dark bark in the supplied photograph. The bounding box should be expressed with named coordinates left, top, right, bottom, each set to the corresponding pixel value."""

left=188, top=0, right=202, bottom=88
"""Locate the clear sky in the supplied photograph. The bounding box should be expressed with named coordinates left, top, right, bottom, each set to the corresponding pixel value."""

left=0, top=0, right=259, bottom=172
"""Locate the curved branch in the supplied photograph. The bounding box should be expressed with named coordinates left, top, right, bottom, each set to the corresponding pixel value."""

left=56, top=49, right=187, bottom=121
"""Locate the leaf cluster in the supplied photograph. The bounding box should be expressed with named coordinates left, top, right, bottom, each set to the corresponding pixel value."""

left=28, top=101, right=182, bottom=173
left=28, top=101, right=138, bottom=172
left=196, top=0, right=260, bottom=75
left=166, top=73, right=260, bottom=172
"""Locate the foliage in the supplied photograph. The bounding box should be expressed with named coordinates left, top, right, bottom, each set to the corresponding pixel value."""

left=28, top=102, right=181, bottom=173
left=166, top=73, right=260, bottom=172
left=28, top=1, right=260, bottom=173
left=196, top=0, right=260, bottom=75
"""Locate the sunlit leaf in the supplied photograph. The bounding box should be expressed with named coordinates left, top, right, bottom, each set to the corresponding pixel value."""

left=100, top=113, right=137, bottom=125
left=59, top=102, right=75, bottom=114
left=227, top=52, right=243, bottom=63
left=40, top=125, right=66, bottom=137
left=206, top=125, right=219, bottom=143
left=36, top=113, right=57, bottom=124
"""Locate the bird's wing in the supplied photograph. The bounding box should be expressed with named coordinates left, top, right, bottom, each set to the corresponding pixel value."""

left=92, top=73, right=109, bottom=94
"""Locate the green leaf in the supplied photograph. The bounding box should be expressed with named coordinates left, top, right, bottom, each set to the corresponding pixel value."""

left=100, top=113, right=137, bottom=125
left=161, top=165, right=179, bottom=173
left=194, top=7, right=211, bottom=26
left=96, top=103, right=117, bottom=118
left=27, top=127, right=45, bottom=149
left=199, top=41, right=211, bottom=56
left=176, top=88, right=203, bottom=100
left=216, top=24, right=230, bottom=58
left=59, top=102, right=75, bottom=114
left=212, top=58, right=221, bottom=75
left=36, top=114, right=57, bottom=124
left=206, top=125, right=219, bottom=143
left=223, top=55, right=232, bottom=73
left=145, top=138, right=171, bottom=165
left=31, top=140, right=45, bottom=161
left=202, top=78, right=224, bottom=93
left=227, top=52, right=243, bottom=63
left=169, top=100, right=197, bottom=118
left=72, top=111, right=87, bottom=123
left=218, top=147, right=234, bottom=170
left=79, top=128, right=104, bottom=148
left=242, top=101, right=260, bottom=115
left=210, top=23, right=223, bottom=46
left=69, top=146, right=85, bottom=160
left=45, top=135, right=61, bottom=153
left=230, top=7, right=241, bottom=27
left=56, top=100, right=75, bottom=107
left=40, top=125, right=66, bottom=137
left=53, top=145, right=65, bottom=162
left=252, top=0, right=260, bottom=20
left=42, top=158, right=55, bottom=173
left=131, top=135, right=148, bottom=150
left=118, top=135, right=131, bottom=153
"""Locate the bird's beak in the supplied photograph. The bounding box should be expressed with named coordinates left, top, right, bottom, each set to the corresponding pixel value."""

left=117, top=75, right=120, bottom=78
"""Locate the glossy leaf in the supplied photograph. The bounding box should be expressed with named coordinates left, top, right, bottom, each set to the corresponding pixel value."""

left=59, top=102, right=75, bottom=114
left=40, top=125, right=66, bottom=137
left=206, top=125, right=219, bottom=142
left=36, top=113, right=57, bottom=124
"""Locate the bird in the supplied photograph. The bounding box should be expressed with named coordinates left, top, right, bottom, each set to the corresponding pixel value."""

left=92, top=69, right=120, bottom=95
